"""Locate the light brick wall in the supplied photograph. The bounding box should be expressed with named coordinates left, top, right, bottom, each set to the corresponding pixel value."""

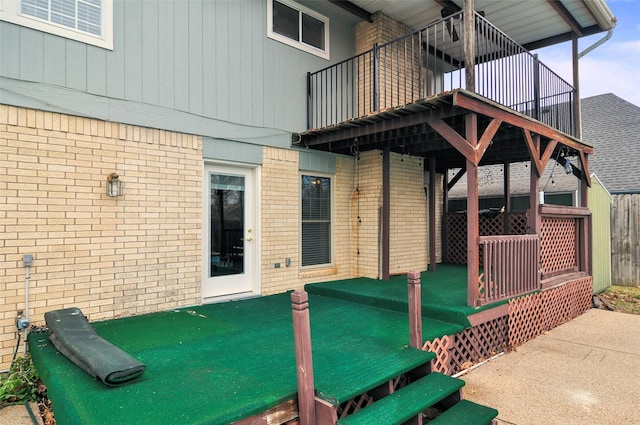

left=0, top=105, right=202, bottom=369
left=260, top=148, right=355, bottom=295
left=389, top=152, right=428, bottom=274
left=355, top=12, right=427, bottom=115
left=354, top=150, right=383, bottom=278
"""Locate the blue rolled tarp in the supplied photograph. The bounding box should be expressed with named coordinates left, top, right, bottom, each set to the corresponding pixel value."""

left=44, top=307, right=146, bottom=386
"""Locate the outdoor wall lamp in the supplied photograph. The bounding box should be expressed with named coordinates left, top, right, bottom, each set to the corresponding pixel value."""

left=106, top=173, right=123, bottom=197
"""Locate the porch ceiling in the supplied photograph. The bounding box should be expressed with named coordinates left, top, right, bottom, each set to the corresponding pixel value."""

left=342, top=0, right=616, bottom=50
left=296, top=89, right=593, bottom=174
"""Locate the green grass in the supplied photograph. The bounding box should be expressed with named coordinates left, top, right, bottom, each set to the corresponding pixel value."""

left=602, top=285, right=640, bottom=315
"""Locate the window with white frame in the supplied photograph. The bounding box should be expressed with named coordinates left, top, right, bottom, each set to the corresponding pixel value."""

left=0, top=0, right=113, bottom=50
left=301, top=175, right=332, bottom=267
left=267, top=0, right=330, bottom=59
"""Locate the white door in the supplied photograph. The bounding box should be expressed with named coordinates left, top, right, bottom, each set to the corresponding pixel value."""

left=203, top=164, right=259, bottom=300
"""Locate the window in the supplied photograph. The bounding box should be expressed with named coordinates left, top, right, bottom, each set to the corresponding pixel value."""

left=267, top=0, right=330, bottom=59
left=301, top=175, right=331, bottom=267
left=0, top=0, right=113, bottom=50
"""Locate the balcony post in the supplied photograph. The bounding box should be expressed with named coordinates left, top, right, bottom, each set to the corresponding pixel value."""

left=291, top=291, right=316, bottom=425
left=407, top=271, right=423, bottom=349
left=463, top=0, right=476, bottom=91
left=306, top=72, right=312, bottom=130
left=533, top=54, right=541, bottom=121
left=373, top=43, right=380, bottom=111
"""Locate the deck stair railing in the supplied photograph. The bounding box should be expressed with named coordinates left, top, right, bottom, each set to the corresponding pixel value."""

left=477, top=234, right=540, bottom=306
left=307, top=11, right=574, bottom=135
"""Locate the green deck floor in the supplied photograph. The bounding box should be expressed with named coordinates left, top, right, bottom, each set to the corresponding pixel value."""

left=30, top=292, right=463, bottom=425
left=305, top=264, right=503, bottom=328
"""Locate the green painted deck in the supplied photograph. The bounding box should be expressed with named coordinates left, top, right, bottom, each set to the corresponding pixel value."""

left=29, top=291, right=464, bottom=425
left=305, top=264, right=505, bottom=328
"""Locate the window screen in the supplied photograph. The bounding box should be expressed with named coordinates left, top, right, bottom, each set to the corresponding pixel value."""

left=301, top=175, right=331, bottom=267
left=21, top=0, right=102, bottom=36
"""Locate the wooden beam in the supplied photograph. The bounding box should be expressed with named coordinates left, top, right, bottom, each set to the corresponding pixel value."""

left=572, top=34, right=581, bottom=138
left=447, top=166, right=467, bottom=191
left=291, top=291, right=316, bottom=425
left=540, top=140, right=558, bottom=171
left=429, top=156, right=437, bottom=271
left=407, top=271, right=423, bottom=349
left=475, top=118, right=502, bottom=163
left=466, top=113, right=479, bottom=307
left=428, top=119, right=477, bottom=164
left=463, top=0, right=476, bottom=91
left=579, top=150, right=592, bottom=187
left=452, top=91, right=593, bottom=155
left=522, top=129, right=542, bottom=177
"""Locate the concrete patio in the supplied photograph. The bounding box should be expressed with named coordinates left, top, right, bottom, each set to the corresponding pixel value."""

left=462, top=308, right=640, bottom=424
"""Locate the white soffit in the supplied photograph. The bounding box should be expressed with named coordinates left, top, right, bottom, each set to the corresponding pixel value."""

left=348, top=0, right=616, bottom=48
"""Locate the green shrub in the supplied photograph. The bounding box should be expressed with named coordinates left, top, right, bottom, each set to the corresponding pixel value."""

left=0, top=355, right=40, bottom=408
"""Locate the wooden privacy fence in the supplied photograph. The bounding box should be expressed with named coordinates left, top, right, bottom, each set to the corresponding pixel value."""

left=478, top=235, right=540, bottom=306
left=611, top=194, right=640, bottom=286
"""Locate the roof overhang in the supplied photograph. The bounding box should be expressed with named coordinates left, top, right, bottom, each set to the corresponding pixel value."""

left=339, top=0, right=616, bottom=50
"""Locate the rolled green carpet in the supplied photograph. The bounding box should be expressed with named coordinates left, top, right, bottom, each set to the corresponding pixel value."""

left=44, top=307, right=146, bottom=386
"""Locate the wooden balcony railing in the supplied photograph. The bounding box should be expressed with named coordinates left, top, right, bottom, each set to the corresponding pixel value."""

left=477, top=235, right=540, bottom=306
left=307, top=11, right=575, bottom=135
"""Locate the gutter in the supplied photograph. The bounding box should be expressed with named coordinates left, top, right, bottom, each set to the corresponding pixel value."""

left=583, top=0, right=617, bottom=32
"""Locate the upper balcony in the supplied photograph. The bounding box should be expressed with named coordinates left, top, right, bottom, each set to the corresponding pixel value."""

left=307, top=11, right=575, bottom=136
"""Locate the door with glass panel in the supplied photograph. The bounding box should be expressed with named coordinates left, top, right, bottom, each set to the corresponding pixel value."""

left=203, top=164, right=257, bottom=300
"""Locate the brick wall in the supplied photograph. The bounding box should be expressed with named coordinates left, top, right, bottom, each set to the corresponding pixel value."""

left=389, top=152, right=428, bottom=274
left=355, top=12, right=427, bottom=115
left=260, top=148, right=355, bottom=294
left=354, top=150, right=383, bottom=278
left=0, top=105, right=202, bottom=369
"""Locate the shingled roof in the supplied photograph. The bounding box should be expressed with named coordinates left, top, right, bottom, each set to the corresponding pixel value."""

left=582, top=93, right=640, bottom=194
left=448, top=93, right=640, bottom=199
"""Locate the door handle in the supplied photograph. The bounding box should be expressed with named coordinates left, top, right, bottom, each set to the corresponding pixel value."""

left=247, top=236, right=253, bottom=242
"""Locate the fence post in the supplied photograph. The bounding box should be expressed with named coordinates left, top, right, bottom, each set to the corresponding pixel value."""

left=407, top=271, right=423, bottom=349
left=291, top=291, right=316, bottom=425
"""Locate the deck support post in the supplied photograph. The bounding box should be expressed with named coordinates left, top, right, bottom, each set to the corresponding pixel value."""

left=466, top=114, right=479, bottom=307
left=291, top=291, right=316, bottom=425
left=407, top=271, right=423, bottom=349
left=429, top=156, right=437, bottom=271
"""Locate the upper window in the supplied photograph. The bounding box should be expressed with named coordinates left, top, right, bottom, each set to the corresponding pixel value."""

left=0, top=0, right=113, bottom=50
left=301, top=175, right=332, bottom=267
left=267, top=0, right=330, bottom=60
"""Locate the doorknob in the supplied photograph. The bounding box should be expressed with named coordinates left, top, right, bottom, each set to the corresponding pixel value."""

left=247, top=236, right=253, bottom=242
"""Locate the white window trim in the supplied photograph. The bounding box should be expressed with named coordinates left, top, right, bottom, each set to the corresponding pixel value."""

left=267, top=0, right=330, bottom=60
left=0, top=0, right=114, bottom=50
left=300, top=172, right=334, bottom=270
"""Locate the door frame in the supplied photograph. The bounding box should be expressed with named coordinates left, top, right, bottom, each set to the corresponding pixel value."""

left=202, top=161, right=261, bottom=303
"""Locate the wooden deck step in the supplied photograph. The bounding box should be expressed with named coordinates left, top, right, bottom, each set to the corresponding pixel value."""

left=428, top=399, right=498, bottom=425
left=315, top=348, right=435, bottom=405
left=336, top=372, right=464, bottom=425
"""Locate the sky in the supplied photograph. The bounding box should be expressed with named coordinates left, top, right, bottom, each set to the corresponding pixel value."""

left=534, top=0, right=640, bottom=107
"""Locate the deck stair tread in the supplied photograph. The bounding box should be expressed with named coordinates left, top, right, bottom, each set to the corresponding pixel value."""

left=314, top=348, right=435, bottom=405
left=428, top=399, right=499, bottom=425
left=336, top=372, right=464, bottom=425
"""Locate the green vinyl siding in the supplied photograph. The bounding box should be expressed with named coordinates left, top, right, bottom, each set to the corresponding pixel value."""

left=590, top=175, right=613, bottom=293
